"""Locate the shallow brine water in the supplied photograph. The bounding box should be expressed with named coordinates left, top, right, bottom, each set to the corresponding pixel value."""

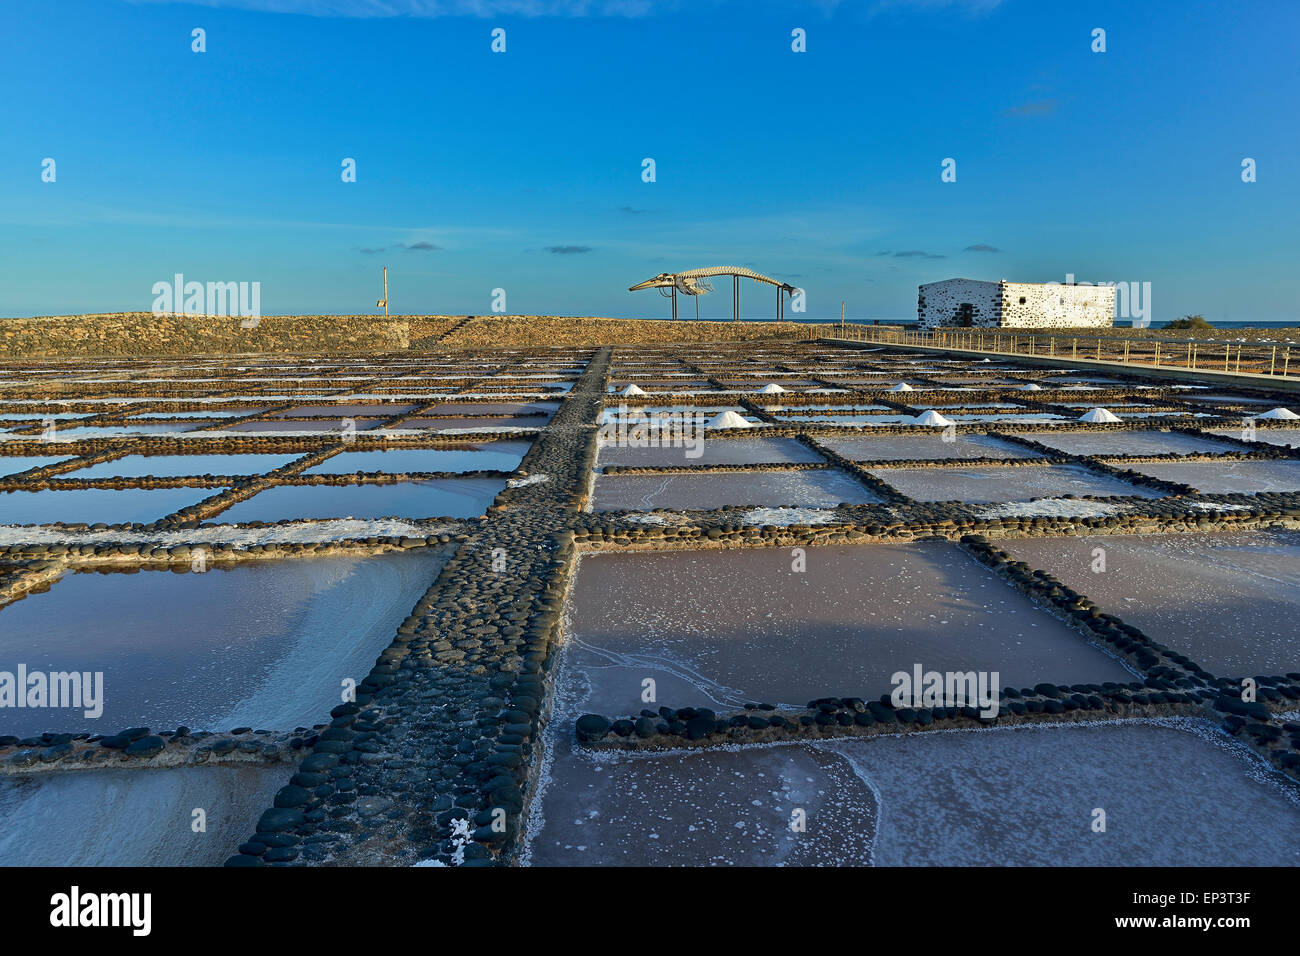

left=0, top=456, right=73, bottom=477
left=597, top=437, right=823, bottom=468
left=1211, top=428, right=1300, bottom=449
left=1126, top=459, right=1300, bottom=494
left=302, top=441, right=530, bottom=475
left=0, top=766, right=288, bottom=866
left=0, top=549, right=449, bottom=737
left=869, top=464, right=1161, bottom=503
left=1020, top=430, right=1241, bottom=457
left=820, top=433, right=1041, bottom=462
left=591, top=470, right=880, bottom=511
left=208, top=478, right=504, bottom=522
left=0, top=486, right=224, bottom=526
left=996, top=530, right=1300, bottom=674
left=562, top=542, right=1131, bottom=716
left=526, top=695, right=1296, bottom=864
left=69, top=453, right=303, bottom=479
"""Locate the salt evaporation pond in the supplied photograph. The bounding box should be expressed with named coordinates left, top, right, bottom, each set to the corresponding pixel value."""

left=0, top=766, right=287, bottom=866
left=591, top=469, right=881, bottom=511
left=597, top=437, right=822, bottom=468
left=271, top=403, right=418, bottom=417
left=0, top=455, right=72, bottom=477
left=222, top=418, right=386, bottom=433
left=0, top=486, right=224, bottom=526
left=302, top=441, right=530, bottom=475
left=0, top=549, right=449, bottom=737
left=869, top=464, right=1159, bottom=503
left=1018, top=430, right=1240, bottom=457
left=820, top=434, right=1041, bottom=462
left=209, top=478, right=505, bottom=522
left=1125, top=459, right=1300, bottom=494
left=402, top=416, right=543, bottom=431
left=527, top=673, right=1299, bottom=866
left=996, top=530, right=1300, bottom=674
left=69, top=452, right=303, bottom=479
left=1211, top=428, right=1300, bottom=449
left=563, top=543, right=1131, bottom=716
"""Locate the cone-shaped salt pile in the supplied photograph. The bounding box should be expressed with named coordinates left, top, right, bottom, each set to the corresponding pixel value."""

left=889, top=383, right=914, bottom=392
left=1078, top=407, right=1121, bottom=423
left=914, top=410, right=954, bottom=427
left=757, top=383, right=786, bottom=394
left=620, top=383, right=646, bottom=396
left=706, top=410, right=753, bottom=429
left=1019, top=383, right=1043, bottom=391
left=1259, top=407, right=1300, bottom=419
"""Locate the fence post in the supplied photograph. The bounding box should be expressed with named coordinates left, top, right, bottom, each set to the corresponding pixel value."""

left=1271, top=346, right=1277, bottom=376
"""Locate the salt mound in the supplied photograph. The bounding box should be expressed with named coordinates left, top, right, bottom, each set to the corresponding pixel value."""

left=914, top=410, right=954, bottom=427
left=706, top=410, right=753, bottom=429
left=1259, top=407, right=1300, bottom=420
left=889, top=383, right=914, bottom=392
left=1078, top=407, right=1121, bottom=423
left=620, top=384, right=646, bottom=396
left=757, top=383, right=786, bottom=394
left=1019, top=383, right=1043, bottom=391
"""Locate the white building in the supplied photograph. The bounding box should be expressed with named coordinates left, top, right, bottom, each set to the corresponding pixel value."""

left=917, top=278, right=1115, bottom=330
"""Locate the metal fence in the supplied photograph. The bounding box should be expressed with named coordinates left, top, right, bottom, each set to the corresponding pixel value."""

left=814, top=325, right=1296, bottom=379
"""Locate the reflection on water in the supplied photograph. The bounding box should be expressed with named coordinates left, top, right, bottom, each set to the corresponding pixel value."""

left=302, top=441, right=530, bottom=475
left=209, top=479, right=505, bottom=522
left=0, top=486, right=225, bottom=526
left=0, top=549, right=450, bottom=736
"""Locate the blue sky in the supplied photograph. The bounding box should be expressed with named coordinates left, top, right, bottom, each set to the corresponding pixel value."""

left=2, top=0, right=1297, bottom=321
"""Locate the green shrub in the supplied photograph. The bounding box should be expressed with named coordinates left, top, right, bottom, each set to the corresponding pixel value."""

left=1164, top=315, right=1214, bottom=330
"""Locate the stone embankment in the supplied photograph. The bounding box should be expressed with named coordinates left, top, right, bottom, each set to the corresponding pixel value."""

left=0, top=313, right=825, bottom=357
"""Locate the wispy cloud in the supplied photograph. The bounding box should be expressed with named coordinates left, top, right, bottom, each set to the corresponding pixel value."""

left=890, top=250, right=946, bottom=259
left=618, top=206, right=652, bottom=215
left=1002, top=99, right=1058, bottom=118
left=545, top=244, right=593, bottom=254
left=131, top=0, right=661, bottom=17
left=406, top=240, right=441, bottom=250
left=964, top=243, right=1000, bottom=252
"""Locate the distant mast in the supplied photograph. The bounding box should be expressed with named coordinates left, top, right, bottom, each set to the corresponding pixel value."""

left=376, top=266, right=388, bottom=318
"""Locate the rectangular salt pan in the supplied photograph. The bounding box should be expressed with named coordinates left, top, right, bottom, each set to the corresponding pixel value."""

left=597, top=437, right=823, bottom=468
left=995, top=530, right=1300, bottom=674
left=0, top=550, right=450, bottom=737
left=0, top=486, right=224, bottom=526
left=564, top=542, right=1131, bottom=716
left=591, top=470, right=880, bottom=511
left=208, top=478, right=504, bottom=522
left=868, top=464, right=1160, bottom=503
